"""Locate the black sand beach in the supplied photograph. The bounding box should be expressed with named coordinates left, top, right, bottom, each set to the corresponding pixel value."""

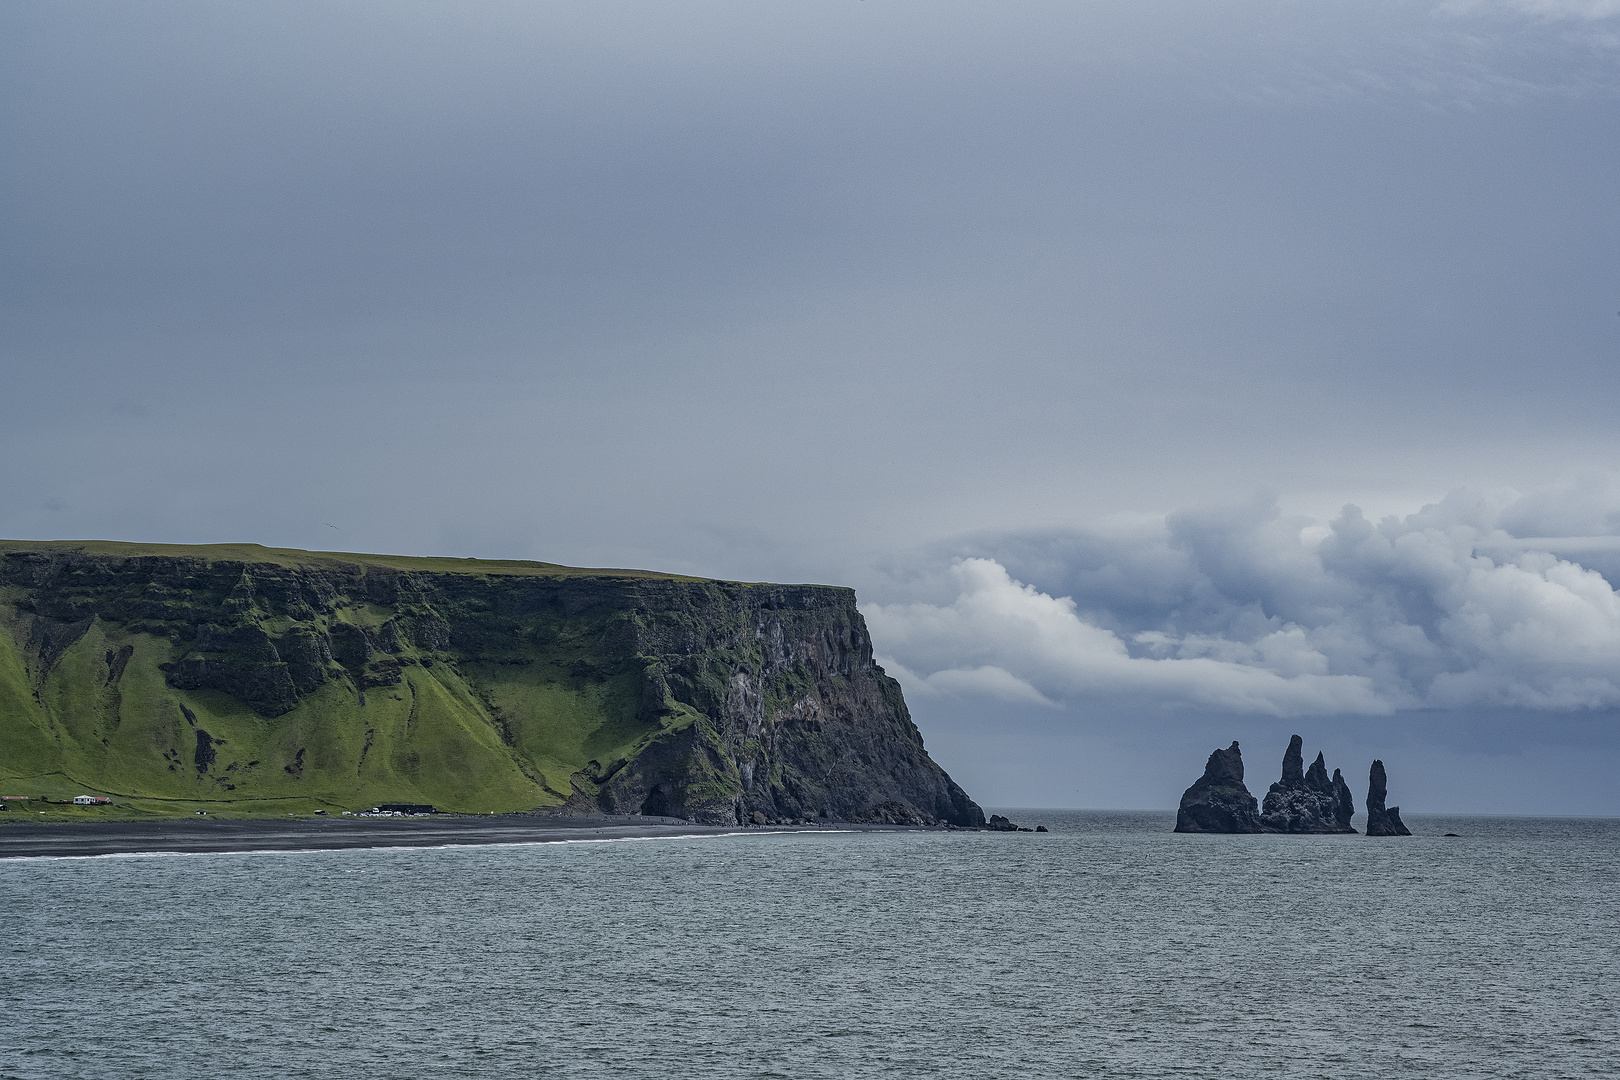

left=0, top=815, right=850, bottom=859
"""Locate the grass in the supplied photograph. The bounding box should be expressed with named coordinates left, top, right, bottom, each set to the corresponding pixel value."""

left=0, top=577, right=684, bottom=821
left=0, top=538, right=861, bottom=824
left=0, top=797, right=344, bottom=822
left=0, top=539, right=723, bottom=582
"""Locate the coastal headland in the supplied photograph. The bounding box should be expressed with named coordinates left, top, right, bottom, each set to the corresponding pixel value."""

left=0, top=540, right=983, bottom=828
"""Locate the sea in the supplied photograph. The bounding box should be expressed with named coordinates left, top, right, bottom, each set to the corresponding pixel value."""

left=3, top=810, right=1617, bottom=1079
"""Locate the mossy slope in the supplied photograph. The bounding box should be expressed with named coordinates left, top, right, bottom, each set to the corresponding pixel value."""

left=0, top=541, right=982, bottom=826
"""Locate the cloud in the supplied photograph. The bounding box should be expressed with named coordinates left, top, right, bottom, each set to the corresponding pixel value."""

left=866, top=482, right=1620, bottom=716
left=867, top=558, right=1390, bottom=717
left=1440, top=0, right=1620, bottom=20
left=877, top=654, right=1060, bottom=709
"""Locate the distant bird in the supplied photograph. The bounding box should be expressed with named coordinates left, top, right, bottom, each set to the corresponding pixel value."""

left=323, top=523, right=338, bottom=529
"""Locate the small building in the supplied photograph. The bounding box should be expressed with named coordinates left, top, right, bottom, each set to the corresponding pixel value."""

left=72, top=795, right=112, bottom=806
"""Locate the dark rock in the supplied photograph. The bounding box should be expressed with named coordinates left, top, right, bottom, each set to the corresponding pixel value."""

left=1365, top=759, right=1412, bottom=836
left=193, top=729, right=216, bottom=773
left=328, top=622, right=372, bottom=672
left=1259, top=735, right=1356, bottom=833
left=165, top=622, right=302, bottom=716
left=1174, top=741, right=1261, bottom=833
left=104, top=643, right=134, bottom=685
left=833, top=798, right=929, bottom=826
left=987, top=814, right=1019, bottom=831
left=274, top=625, right=331, bottom=695
left=1334, top=768, right=1354, bottom=825
left=1035, top=825, right=1048, bottom=832
left=22, top=614, right=95, bottom=680
left=1281, top=737, right=1305, bottom=785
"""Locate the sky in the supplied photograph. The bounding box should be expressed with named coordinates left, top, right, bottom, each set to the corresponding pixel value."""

left=5, top=0, right=1620, bottom=814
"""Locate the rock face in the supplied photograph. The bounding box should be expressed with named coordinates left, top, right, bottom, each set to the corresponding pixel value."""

left=1258, top=735, right=1356, bottom=833
left=1365, top=759, right=1412, bottom=836
left=1174, top=741, right=1261, bottom=833
left=986, top=814, right=1018, bottom=831
left=0, top=541, right=984, bottom=826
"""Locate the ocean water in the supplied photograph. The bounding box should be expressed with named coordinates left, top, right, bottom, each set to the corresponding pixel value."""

left=3, top=811, right=1617, bottom=1079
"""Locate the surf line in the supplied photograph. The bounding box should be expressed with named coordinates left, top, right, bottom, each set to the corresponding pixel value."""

left=2, top=828, right=859, bottom=862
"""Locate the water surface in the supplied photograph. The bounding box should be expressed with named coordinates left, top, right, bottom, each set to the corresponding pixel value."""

left=4, top=811, right=1616, bottom=1078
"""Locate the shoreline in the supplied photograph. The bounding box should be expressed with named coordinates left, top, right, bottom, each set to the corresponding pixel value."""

left=0, top=814, right=920, bottom=860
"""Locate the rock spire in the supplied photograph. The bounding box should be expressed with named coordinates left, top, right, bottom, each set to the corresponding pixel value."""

left=1258, top=735, right=1356, bottom=833
left=1365, top=759, right=1412, bottom=836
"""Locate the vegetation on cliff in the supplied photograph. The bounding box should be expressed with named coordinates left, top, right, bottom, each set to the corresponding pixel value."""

left=0, top=541, right=983, bottom=825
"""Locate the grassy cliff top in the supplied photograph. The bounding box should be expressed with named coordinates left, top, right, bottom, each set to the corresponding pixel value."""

left=0, top=539, right=731, bottom=583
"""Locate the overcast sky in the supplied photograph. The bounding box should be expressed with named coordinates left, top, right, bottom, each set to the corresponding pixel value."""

left=5, top=1, right=1620, bottom=813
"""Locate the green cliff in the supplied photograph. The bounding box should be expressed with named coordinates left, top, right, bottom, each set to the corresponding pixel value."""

left=0, top=541, right=984, bottom=825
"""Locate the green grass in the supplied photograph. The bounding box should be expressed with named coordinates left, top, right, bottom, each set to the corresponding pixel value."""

left=0, top=538, right=855, bottom=823
left=462, top=659, right=661, bottom=796
left=0, top=797, right=342, bottom=822
left=0, top=632, right=589, bottom=819
left=0, top=583, right=692, bottom=821
left=0, top=539, right=721, bottom=581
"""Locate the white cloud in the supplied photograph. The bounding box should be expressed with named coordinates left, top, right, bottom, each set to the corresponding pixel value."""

left=867, top=559, right=1389, bottom=717
left=875, top=653, right=1060, bottom=708
left=867, top=482, right=1620, bottom=717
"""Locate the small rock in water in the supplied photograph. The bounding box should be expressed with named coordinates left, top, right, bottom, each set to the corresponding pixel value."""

left=986, top=815, right=1019, bottom=831
left=1035, top=825, right=1048, bottom=832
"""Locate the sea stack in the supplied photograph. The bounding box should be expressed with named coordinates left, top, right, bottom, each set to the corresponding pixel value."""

left=1365, top=759, right=1412, bottom=836
left=1258, top=734, right=1356, bottom=833
left=1174, top=742, right=1261, bottom=833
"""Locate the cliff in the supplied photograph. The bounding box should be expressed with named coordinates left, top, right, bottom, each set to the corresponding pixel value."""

left=0, top=540, right=983, bottom=826
left=1173, top=741, right=1261, bottom=833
